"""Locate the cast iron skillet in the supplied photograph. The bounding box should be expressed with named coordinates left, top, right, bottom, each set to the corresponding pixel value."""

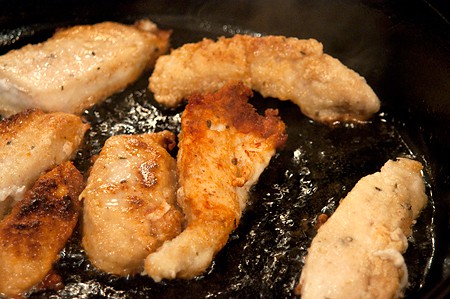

left=1, top=0, right=449, bottom=298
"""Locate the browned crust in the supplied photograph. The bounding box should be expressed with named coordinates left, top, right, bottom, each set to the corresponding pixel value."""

left=0, top=161, right=83, bottom=257
left=183, top=82, right=285, bottom=255
left=0, top=162, right=84, bottom=296
left=0, top=109, right=42, bottom=140
left=184, top=81, right=287, bottom=148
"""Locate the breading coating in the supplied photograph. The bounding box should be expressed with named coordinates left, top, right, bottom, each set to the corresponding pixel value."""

left=145, top=82, right=287, bottom=281
left=0, top=19, right=170, bottom=116
left=0, top=162, right=84, bottom=297
left=296, top=158, right=427, bottom=299
left=149, top=34, right=380, bottom=123
left=0, top=109, right=88, bottom=218
left=82, top=131, right=183, bottom=275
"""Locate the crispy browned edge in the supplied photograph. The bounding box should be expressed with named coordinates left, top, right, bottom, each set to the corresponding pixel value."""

left=184, top=81, right=287, bottom=149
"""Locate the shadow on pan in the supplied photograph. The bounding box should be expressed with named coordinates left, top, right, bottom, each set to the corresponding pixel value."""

left=0, top=0, right=449, bottom=298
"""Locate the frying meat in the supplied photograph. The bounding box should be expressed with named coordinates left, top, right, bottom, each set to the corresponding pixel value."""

left=144, top=82, right=287, bottom=281
left=0, top=19, right=170, bottom=116
left=149, top=34, right=380, bottom=123
left=82, top=131, right=183, bottom=275
left=296, top=158, right=427, bottom=299
left=0, top=162, right=83, bottom=298
left=0, top=109, right=88, bottom=218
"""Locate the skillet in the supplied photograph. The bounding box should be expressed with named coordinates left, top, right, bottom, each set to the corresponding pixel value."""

left=0, top=0, right=449, bottom=298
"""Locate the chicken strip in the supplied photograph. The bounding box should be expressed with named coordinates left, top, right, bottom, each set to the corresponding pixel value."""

left=296, top=158, right=427, bottom=299
left=82, top=131, right=183, bottom=275
left=145, top=82, right=287, bottom=281
left=149, top=34, right=380, bottom=123
left=0, top=109, right=88, bottom=218
left=0, top=161, right=83, bottom=298
left=0, top=19, right=170, bottom=116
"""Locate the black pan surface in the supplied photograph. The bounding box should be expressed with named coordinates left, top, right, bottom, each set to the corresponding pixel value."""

left=1, top=1, right=449, bottom=298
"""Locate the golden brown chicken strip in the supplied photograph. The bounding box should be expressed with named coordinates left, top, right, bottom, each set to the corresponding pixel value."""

left=0, top=161, right=83, bottom=298
left=0, top=109, right=88, bottom=218
left=296, top=158, right=427, bottom=299
left=82, top=131, right=183, bottom=275
left=0, top=19, right=170, bottom=116
left=149, top=35, right=380, bottom=123
left=145, top=82, right=287, bottom=281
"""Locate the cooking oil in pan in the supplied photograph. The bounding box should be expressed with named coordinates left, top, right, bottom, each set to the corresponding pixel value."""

left=33, top=76, right=435, bottom=299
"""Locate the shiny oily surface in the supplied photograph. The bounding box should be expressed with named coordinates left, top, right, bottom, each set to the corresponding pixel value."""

left=1, top=17, right=436, bottom=299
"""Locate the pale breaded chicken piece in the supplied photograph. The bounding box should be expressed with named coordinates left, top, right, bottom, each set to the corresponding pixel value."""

left=82, top=131, right=183, bottom=275
left=0, top=109, right=88, bottom=218
left=0, top=161, right=83, bottom=298
left=296, top=158, right=427, bottom=299
left=145, top=82, right=287, bottom=281
left=149, top=35, right=380, bottom=123
left=0, top=19, right=170, bottom=116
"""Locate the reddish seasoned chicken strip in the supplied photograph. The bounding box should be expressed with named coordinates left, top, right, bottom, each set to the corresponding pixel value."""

left=0, top=19, right=170, bottom=116
left=145, top=82, right=287, bottom=281
left=296, top=158, right=427, bottom=299
left=149, top=34, right=380, bottom=123
left=0, top=162, right=83, bottom=298
left=82, top=131, right=182, bottom=275
left=0, top=109, right=88, bottom=218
